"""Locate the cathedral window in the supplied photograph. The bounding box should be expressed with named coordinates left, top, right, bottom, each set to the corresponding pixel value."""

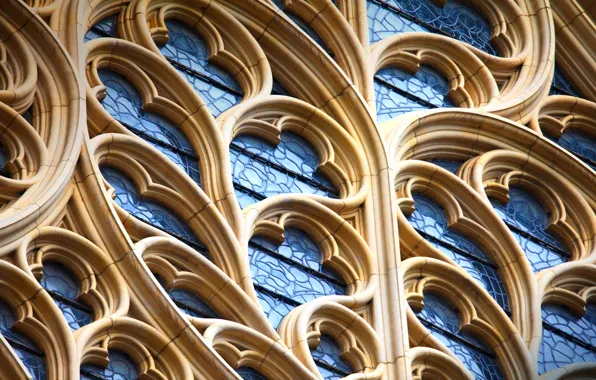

left=80, top=350, right=139, bottom=380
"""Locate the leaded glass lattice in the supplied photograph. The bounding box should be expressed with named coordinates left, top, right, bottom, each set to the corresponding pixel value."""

left=557, top=129, right=596, bottom=170
left=85, top=14, right=118, bottom=41
left=154, top=274, right=219, bottom=318
left=248, top=228, right=345, bottom=328
left=101, top=166, right=209, bottom=258
left=367, top=0, right=497, bottom=55
left=80, top=350, right=139, bottom=380
left=230, top=132, right=338, bottom=208
left=407, top=194, right=510, bottom=311
left=550, top=64, right=581, bottom=97
left=374, top=65, right=454, bottom=122
left=237, top=367, right=268, bottom=380
left=538, top=303, right=596, bottom=374
left=40, top=261, right=93, bottom=331
left=311, top=334, right=353, bottom=379
left=490, top=187, right=569, bottom=272
left=98, top=69, right=202, bottom=186
left=159, top=19, right=243, bottom=117
left=417, top=293, right=503, bottom=380
left=0, top=300, right=46, bottom=380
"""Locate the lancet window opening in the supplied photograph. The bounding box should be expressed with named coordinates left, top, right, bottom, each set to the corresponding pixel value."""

left=85, top=15, right=118, bottom=41
left=0, top=300, right=46, bottom=380
left=406, top=193, right=510, bottom=313
left=248, top=228, right=346, bottom=329
left=159, top=19, right=243, bottom=117
left=538, top=303, right=596, bottom=374
left=311, top=334, right=353, bottom=379
left=100, top=166, right=210, bottom=259
left=39, top=261, right=94, bottom=331
left=550, top=64, right=582, bottom=98
left=489, top=187, right=570, bottom=272
left=230, top=132, right=339, bottom=208
left=97, top=69, right=202, bottom=186
left=237, top=366, right=269, bottom=380
left=373, top=64, right=455, bottom=122
left=80, top=350, right=139, bottom=380
left=553, top=129, right=596, bottom=170
left=416, top=293, right=504, bottom=379
left=154, top=274, right=219, bottom=319
left=367, top=0, right=497, bottom=55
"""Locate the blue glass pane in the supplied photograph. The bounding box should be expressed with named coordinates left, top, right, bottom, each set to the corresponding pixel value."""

left=81, top=350, right=139, bottom=380
left=557, top=129, right=596, bottom=169
left=0, top=301, right=46, bottom=380
left=550, top=64, right=581, bottom=97
left=85, top=15, right=118, bottom=41
left=407, top=194, right=509, bottom=311
left=0, top=142, right=9, bottom=177
left=374, top=65, right=454, bottom=122
left=230, top=132, right=338, bottom=208
left=98, top=70, right=202, bottom=186
left=368, top=0, right=497, bottom=55
left=159, top=19, right=243, bottom=117
left=490, top=187, right=568, bottom=272
left=101, top=166, right=209, bottom=259
left=312, top=335, right=352, bottom=378
left=418, top=294, right=503, bottom=380
left=154, top=275, right=219, bottom=318
left=429, top=160, right=463, bottom=174
left=368, top=0, right=432, bottom=42
left=249, top=232, right=345, bottom=328
left=237, top=367, right=268, bottom=380
left=272, top=78, right=291, bottom=96
left=40, top=261, right=93, bottom=331
left=538, top=303, right=596, bottom=374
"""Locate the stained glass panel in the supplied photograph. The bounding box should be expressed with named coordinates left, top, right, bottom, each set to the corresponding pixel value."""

left=101, top=166, right=209, bottom=259
left=417, top=294, right=503, bottom=380
left=367, top=0, right=497, bottom=55
left=311, top=334, right=352, bottom=379
left=159, top=19, right=243, bottom=117
left=374, top=65, right=454, bottom=122
left=98, top=69, right=202, bottom=186
left=237, top=367, right=268, bottom=380
left=407, top=194, right=510, bottom=311
left=550, top=64, right=581, bottom=97
left=557, top=129, right=596, bottom=170
left=0, top=300, right=46, bottom=380
left=428, top=159, right=463, bottom=174
left=249, top=230, right=345, bottom=328
left=230, top=132, right=338, bottom=208
left=154, top=273, right=219, bottom=318
left=0, top=143, right=9, bottom=177
left=80, top=350, right=139, bottom=380
left=538, top=303, right=596, bottom=374
left=85, top=15, right=118, bottom=41
left=490, top=187, right=569, bottom=272
left=40, top=261, right=93, bottom=331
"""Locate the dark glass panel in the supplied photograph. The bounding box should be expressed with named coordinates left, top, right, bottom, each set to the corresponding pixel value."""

left=311, top=334, right=352, bottom=379
left=230, top=132, right=338, bottom=208
left=557, top=129, right=596, bottom=170
left=0, top=300, right=46, bottom=380
left=248, top=229, right=345, bottom=328
left=374, top=65, right=454, bottom=122
left=237, top=367, right=268, bottom=380
left=85, top=15, right=118, bottom=41
left=490, top=187, right=569, bottom=272
left=550, top=64, right=581, bottom=97
left=407, top=194, right=509, bottom=311
left=80, top=350, right=139, bottom=380
left=98, top=69, right=202, bottom=186
left=159, top=19, right=243, bottom=117
left=40, top=261, right=93, bottom=331
left=538, top=303, right=596, bottom=374
left=101, top=166, right=209, bottom=259
left=367, top=0, right=497, bottom=55
left=417, top=294, right=503, bottom=379
left=154, top=275, right=219, bottom=318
